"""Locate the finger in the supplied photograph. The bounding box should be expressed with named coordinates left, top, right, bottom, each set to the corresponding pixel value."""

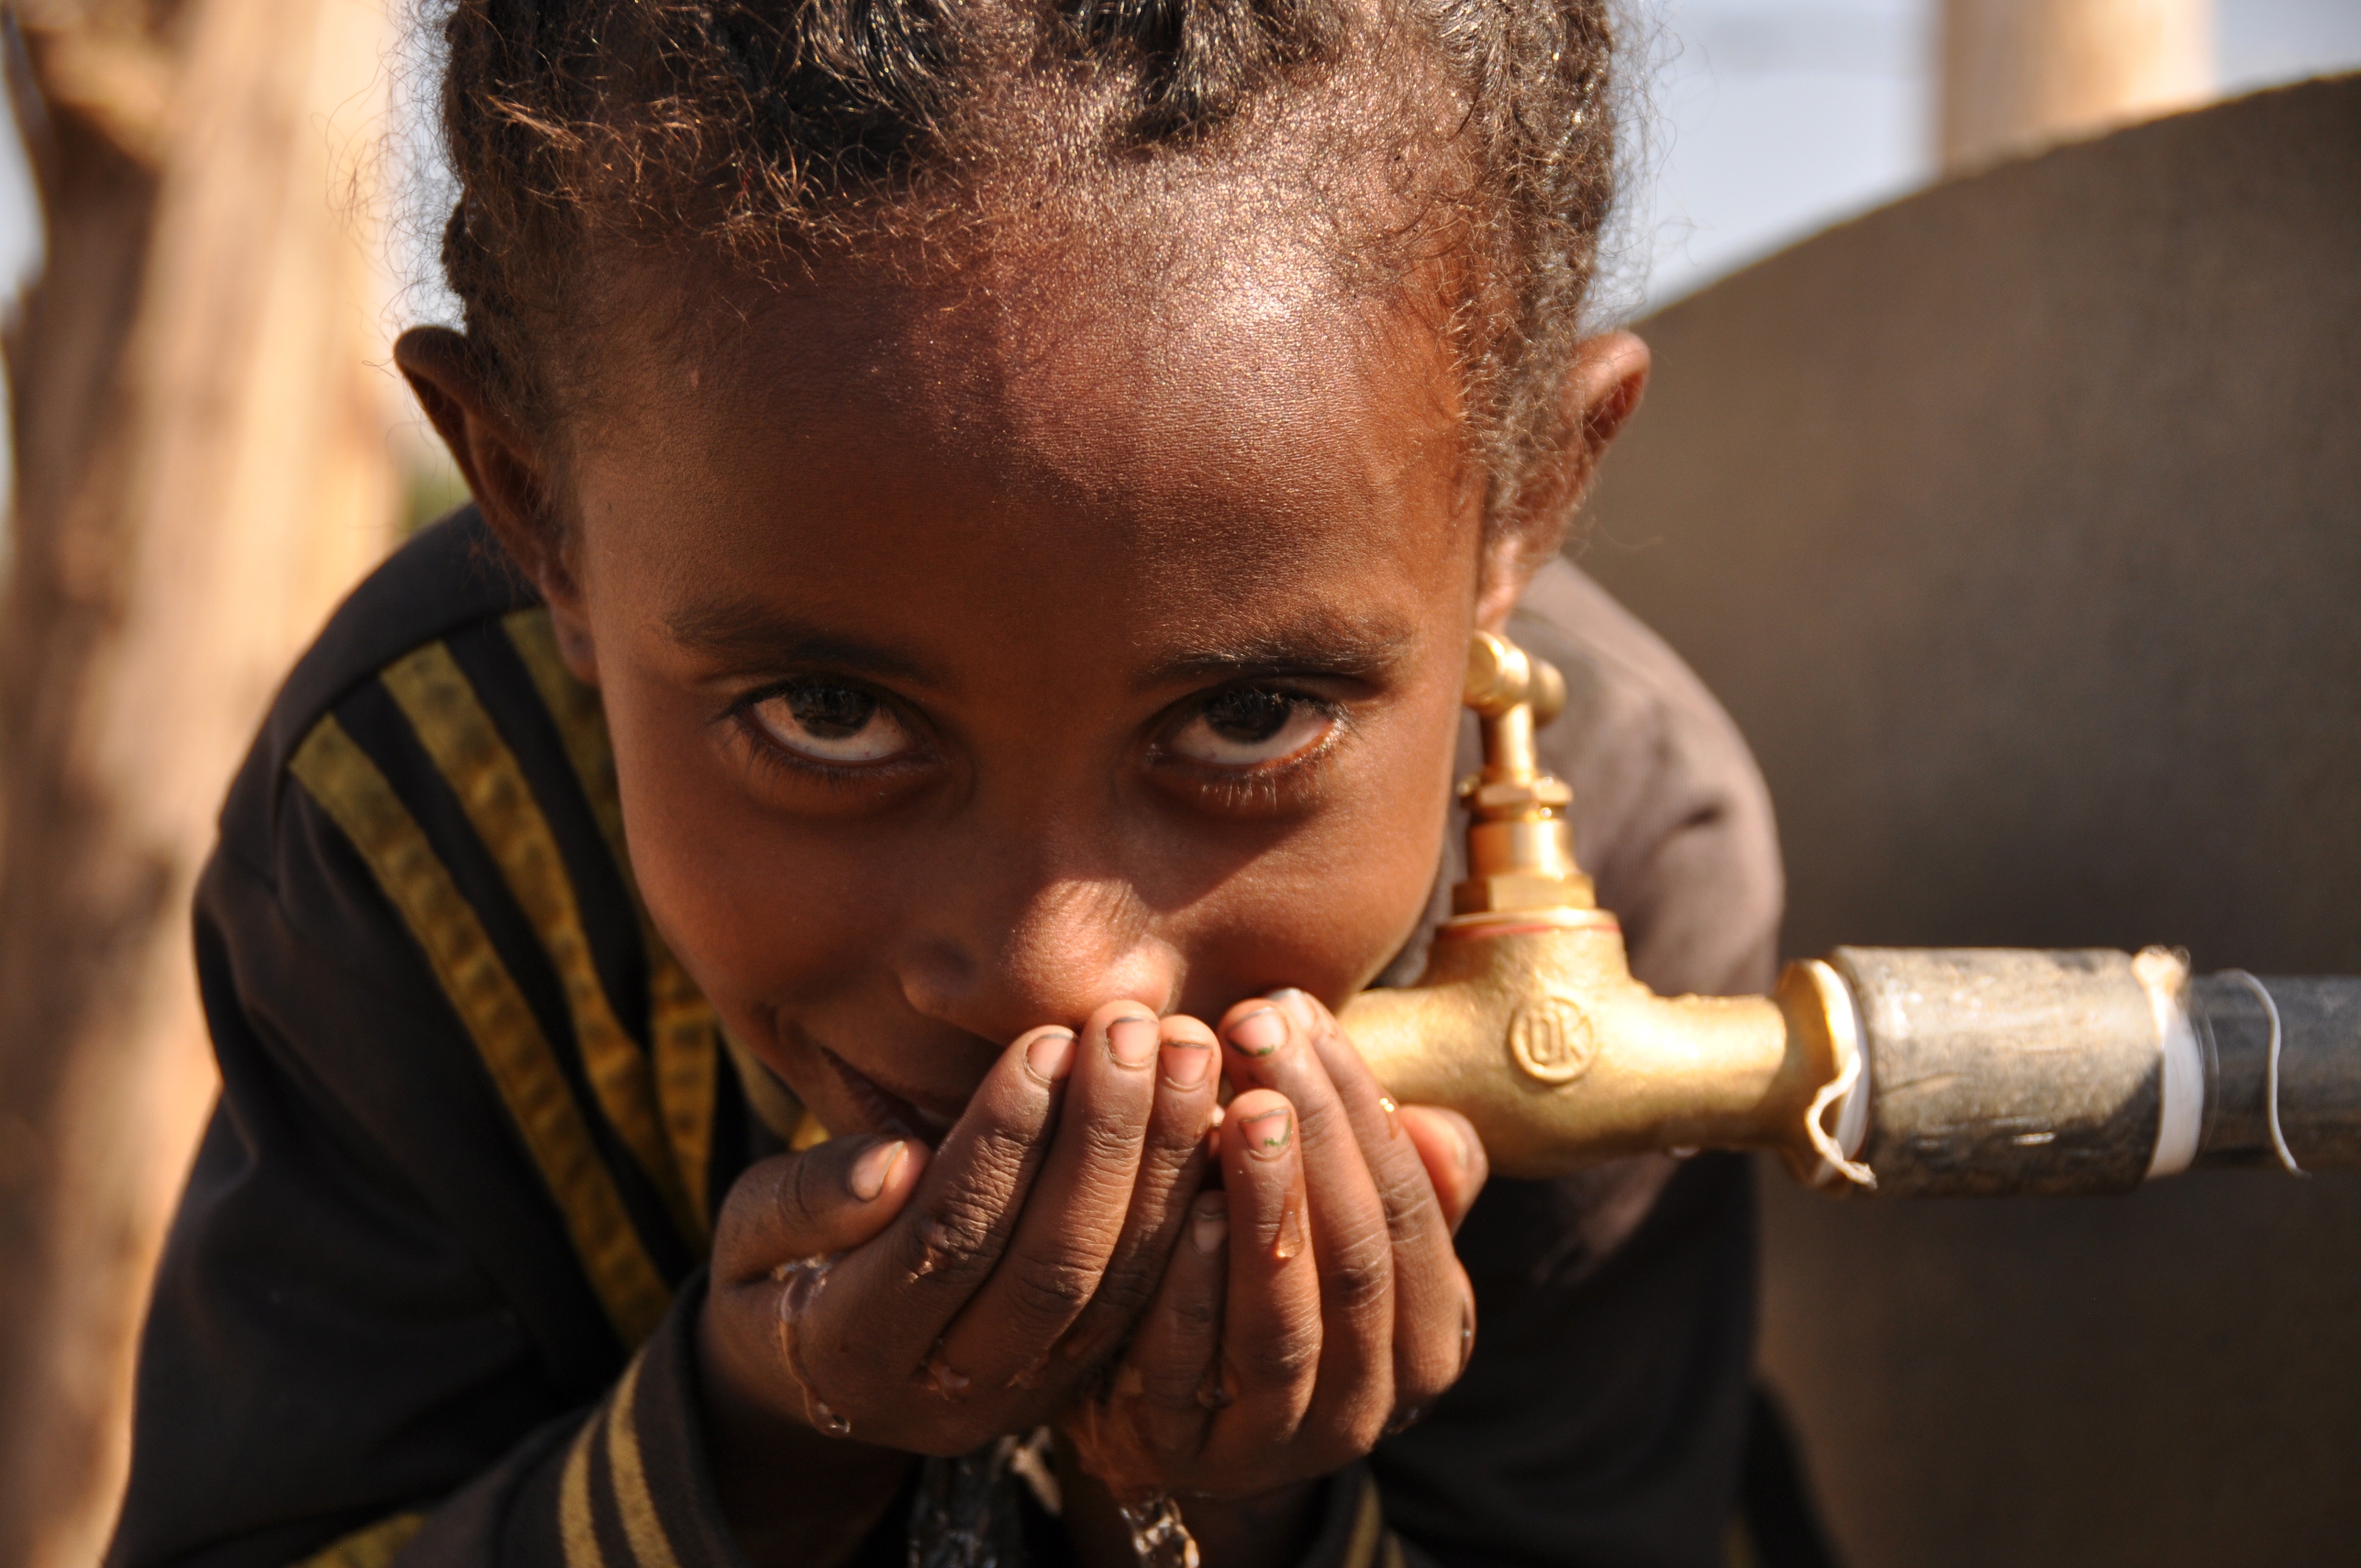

left=819, top=1024, right=1077, bottom=1379
left=934, top=1000, right=1162, bottom=1393
left=1120, top=1189, right=1229, bottom=1466
left=1396, top=1106, right=1487, bottom=1233
left=1219, top=996, right=1395, bottom=1436
left=701, top=1135, right=930, bottom=1431
left=710, top=1134, right=930, bottom=1285
left=1208, top=1089, right=1320, bottom=1451
left=1058, top=1014, right=1221, bottom=1371
left=1271, top=989, right=1482, bottom=1420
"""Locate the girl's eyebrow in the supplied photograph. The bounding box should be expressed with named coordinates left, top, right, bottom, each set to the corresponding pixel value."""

left=1135, top=615, right=1417, bottom=692
left=664, top=602, right=940, bottom=686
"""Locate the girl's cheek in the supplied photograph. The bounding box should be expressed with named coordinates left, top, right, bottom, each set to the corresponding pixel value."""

left=607, top=688, right=905, bottom=1012
left=1178, top=728, right=1460, bottom=1007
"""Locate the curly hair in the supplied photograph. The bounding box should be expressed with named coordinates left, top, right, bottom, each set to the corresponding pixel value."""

left=432, top=0, right=1617, bottom=537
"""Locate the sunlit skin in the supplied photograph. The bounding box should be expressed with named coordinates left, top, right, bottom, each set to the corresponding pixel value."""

left=397, top=219, right=1648, bottom=1568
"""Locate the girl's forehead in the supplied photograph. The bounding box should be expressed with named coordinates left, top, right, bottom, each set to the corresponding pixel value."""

left=574, top=243, right=1479, bottom=667
left=594, top=235, right=1471, bottom=551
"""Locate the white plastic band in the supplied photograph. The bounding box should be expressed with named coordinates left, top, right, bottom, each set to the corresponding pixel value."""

left=2221, top=969, right=2305, bottom=1176
left=2135, top=948, right=2204, bottom=1180
left=1801, top=961, right=1876, bottom=1190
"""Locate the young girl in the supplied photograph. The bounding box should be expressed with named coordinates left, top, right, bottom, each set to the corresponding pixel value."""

left=107, top=3, right=1781, bottom=1566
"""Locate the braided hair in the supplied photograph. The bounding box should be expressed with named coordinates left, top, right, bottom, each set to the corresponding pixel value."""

left=432, top=0, right=1617, bottom=538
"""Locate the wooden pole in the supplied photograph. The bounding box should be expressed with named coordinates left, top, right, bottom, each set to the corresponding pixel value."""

left=0, top=0, right=398, bottom=1556
left=1940, top=0, right=2215, bottom=172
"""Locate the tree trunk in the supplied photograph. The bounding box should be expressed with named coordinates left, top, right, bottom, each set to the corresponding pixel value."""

left=0, top=0, right=398, bottom=1557
left=1940, top=0, right=2214, bottom=172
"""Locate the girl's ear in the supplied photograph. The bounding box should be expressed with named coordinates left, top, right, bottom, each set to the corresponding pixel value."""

left=394, top=327, right=578, bottom=607
left=1476, top=331, right=1653, bottom=628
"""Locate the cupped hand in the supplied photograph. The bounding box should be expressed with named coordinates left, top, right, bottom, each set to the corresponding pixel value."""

left=700, top=1001, right=1224, bottom=1460
left=1063, top=987, right=1488, bottom=1504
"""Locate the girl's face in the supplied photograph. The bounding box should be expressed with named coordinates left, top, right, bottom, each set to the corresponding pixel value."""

left=545, top=242, right=1497, bottom=1141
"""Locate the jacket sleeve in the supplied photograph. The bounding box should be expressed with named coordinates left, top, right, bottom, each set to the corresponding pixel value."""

left=106, top=815, right=748, bottom=1568
left=393, top=1278, right=750, bottom=1568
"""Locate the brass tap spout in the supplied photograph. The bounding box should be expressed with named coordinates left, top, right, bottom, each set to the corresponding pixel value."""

left=1340, top=633, right=1857, bottom=1182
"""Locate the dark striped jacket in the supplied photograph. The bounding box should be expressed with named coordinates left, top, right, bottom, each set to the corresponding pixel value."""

left=106, top=511, right=1781, bottom=1568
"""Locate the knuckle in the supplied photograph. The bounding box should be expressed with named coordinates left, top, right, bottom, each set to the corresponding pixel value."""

left=1374, top=1164, right=1441, bottom=1240
left=1078, top=1112, right=1149, bottom=1167
left=1166, top=1287, right=1222, bottom=1337
left=1240, top=1326, right=1320, bottom=1385
left=1291, top=1092, right=1347, bottom=1146
left=1321, top=1251, right=1392, bottom=1318
left=1087, top=1259, right=1163, bottom=1321
left=1008, top=1252, right=1099, bottom=1324
left=970, top=1122, right=1040, bottom=1186
left=901, top=1200, right=998, bottom=1285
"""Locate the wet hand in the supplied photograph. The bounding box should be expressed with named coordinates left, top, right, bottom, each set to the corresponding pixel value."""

left=1064, top=987, right=1488, bottom=1504
left=700, top=1002, right=1224, bottom=1460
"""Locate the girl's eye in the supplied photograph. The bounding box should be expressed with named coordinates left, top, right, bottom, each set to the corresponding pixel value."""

left=1167, top=687, right=1336, bottom=767
left=747, top=684, right=916, bottom=765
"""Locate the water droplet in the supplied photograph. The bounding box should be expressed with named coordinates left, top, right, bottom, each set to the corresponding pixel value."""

left=1272, top=1204, right=1307, bottom=1262
left=774, top=1252, right=851, bottom=1438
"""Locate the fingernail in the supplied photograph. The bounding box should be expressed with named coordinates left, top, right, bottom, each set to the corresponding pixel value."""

left=1227, top=1006, right=1286, bottom=1058
left=1378, top=1095, right=1402, bottom=1140
left=848, top=1139, right=908, bottom=1201
left=1024, top=1028, right=1075, bottom=1084
left=1271, top=987, right=1318, bottom=1029
left=1239, top=1106, right=1293, bottom=1158
left=1108, top=1015, right=1159, bottom=1069
left=1162, top=1038, right=1210, bottom=1088
left=1452, top=1119, right=1476, bottom=1170
left=1191, top=1195, right=1229, bottom=1253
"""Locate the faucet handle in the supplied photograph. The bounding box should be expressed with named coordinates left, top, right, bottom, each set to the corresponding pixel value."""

left=1464, top=630, right=1567, bottom=725
left=1453, top=631, right=1597, bottom=919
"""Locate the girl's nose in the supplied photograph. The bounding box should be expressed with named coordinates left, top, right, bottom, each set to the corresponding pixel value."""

left=897, top=875, right=1181, bottom=1044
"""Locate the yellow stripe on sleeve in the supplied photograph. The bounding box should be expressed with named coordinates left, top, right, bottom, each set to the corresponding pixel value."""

left=601, top=1353, right=684, bottom=1568
left=1342, top=1473, right=1387, bottom=1568
left=384, top=642, right=705, bottom=1249
left=505, top=610, right=723, bottom=1227
left=559, top=1409, right=610, bottom=1568
left=290, top=1511, right=425, bottom=1568
left=291, top=717, right=672, bottom=1346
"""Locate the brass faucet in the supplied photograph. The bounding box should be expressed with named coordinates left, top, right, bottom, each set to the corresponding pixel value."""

left=1339, top=632, right=1863, bottom=1184
left=1342, top=633, right=2361, bottom=1195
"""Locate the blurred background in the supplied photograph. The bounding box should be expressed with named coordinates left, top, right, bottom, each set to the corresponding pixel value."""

left=0, top=2, right=2355, bottom=1566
